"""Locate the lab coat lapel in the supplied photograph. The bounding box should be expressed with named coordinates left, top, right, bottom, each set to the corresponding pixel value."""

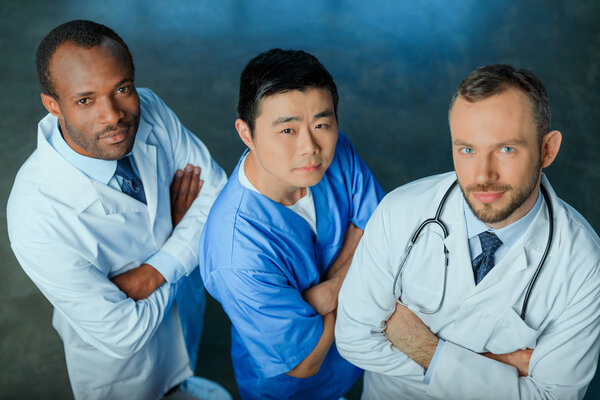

left=441, top=188, right=477, bottom=298
left=131, top=119, right=158, bottom=226
left=37, top=128, right=99, bottom=214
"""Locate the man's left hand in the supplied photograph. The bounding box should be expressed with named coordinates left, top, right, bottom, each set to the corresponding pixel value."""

left=170, top=164, right=203, bottom=227
left=111, top=263, right=166, bottom=301
left=384, top=303, right=438, bottom=369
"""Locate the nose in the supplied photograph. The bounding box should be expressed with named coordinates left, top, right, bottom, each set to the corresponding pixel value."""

left=97, top=96, right=125, bottom=126
left=473, top=153, right=499, bottom=184
left=297, top=126, right=320, bottom=157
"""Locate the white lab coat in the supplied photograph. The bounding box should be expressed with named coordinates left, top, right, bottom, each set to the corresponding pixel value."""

left=7, top=89, right=227, bottom=399
left=336, top=172, right=600, bottom=400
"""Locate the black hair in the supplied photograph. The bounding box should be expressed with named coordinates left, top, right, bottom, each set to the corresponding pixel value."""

left=450, top=64, right=551, bottom=142
left=237, top=48, right=338, bottom=132
left=36, top=19, right=134, bottom=98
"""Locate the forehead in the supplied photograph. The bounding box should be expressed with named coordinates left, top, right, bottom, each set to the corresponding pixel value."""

left=449, top=88, right=537, bottom=141
left=49, top=38, right=131, bottom=97
left=256, top=88, right=334, bottom=120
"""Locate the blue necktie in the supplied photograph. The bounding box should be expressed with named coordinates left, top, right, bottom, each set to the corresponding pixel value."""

left=115, top=156, right=146, bottom=204
left=472, top=231, right=502, bottom=284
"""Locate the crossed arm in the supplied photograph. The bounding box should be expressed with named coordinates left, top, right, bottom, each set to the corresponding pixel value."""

left=111, top=164, right=203, bottom=300
left=286, top=223, right=363, bottom=378
left=385, top=303, right=533, bottom=376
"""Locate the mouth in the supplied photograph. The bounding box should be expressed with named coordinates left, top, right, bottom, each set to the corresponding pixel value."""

left=99, top=126, right=130, bottom=144
left=294, top=163, right=321, bottom=172
left=472, top=191, right=505, bottom=203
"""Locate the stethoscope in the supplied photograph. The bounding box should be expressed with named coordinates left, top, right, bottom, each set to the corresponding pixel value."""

left=392, top=179, right=554, bottom=321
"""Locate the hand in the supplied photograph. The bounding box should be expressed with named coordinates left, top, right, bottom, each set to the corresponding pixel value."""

left=302, top=278, right=340, bottom=316
left=111, top=263, right=166, bottom=300
left=483, top=348, right=533, bottom=376
left=170, top=164, right=203, bottom=227
left=384, top=303, right=438, bottom=369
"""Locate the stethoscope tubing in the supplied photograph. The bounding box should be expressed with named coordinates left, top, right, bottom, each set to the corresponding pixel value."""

left=393, top=178, right=553, bottom=321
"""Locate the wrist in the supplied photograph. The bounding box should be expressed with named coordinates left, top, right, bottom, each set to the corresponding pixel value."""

left=143, top=264, right=166, bottom=288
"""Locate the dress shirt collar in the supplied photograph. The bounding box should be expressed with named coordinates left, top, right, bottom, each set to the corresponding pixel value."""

left=48, top=121, right=118, bottom=184
left=463, top=187, right=543, bottom=248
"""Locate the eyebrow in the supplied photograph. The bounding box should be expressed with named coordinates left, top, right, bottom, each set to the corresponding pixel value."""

left=314, top=109, right=334, bottom=119
left=70, top=77, right=133, bottom=100
left=272, top=115, right=300, bottom=126
left=271, top=109, right=335, bottom=126
left=452, top=138, right=529, bottom=146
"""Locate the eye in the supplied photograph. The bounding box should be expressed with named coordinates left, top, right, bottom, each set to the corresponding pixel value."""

left=315, top=123, right=328, bottom=129
left=281, top=128, right=294, bottom=134
left=77, top=98, right=91, bottom=105
left=460, top=147, right=474, bottom=154
left=500, top=146, right=514, bottom=153
left=116, top=85, right=131, bottom=94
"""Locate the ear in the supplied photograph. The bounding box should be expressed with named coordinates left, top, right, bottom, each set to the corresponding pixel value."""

left=41, top=93, right=62, bottom=118
left=235, top=118, right=255, bottom=150
left=540, top=130, right=562, bottom=168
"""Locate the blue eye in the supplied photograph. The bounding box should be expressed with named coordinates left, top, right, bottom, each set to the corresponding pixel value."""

left=501, top=146, right=514, bottom=153
left=460, top=147, right=474, bottom=154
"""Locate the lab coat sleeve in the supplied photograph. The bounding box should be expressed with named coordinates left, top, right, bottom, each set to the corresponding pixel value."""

left=427, top=260, right=600, bottom=400
left=140, top=89, right=228, bottom=283
left=336, top=195, right=425, bottom=378
left=205, top=268, right=324, bottom=378
left=337, top=132, right=385, bottom=230
left=11, top=239, right=178, bottom=360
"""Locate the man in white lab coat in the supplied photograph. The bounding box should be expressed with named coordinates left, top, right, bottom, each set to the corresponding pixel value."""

left=336, top=64, right=600, bottom=399
left=7, top=20, right=230, bottom=400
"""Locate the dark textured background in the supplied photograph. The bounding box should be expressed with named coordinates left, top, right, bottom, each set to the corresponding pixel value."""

left=1, top=1, right=599, bottom=399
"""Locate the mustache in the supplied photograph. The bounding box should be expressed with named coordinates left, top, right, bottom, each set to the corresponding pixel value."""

left=465, top=182, right=512, bottom=193
left=95, top=121, right=133, bottom=139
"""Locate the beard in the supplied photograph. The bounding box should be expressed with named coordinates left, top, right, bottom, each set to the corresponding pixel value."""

left=63, top=115, right=139, bottom=160
left=460, top=157, right=541, bottom=225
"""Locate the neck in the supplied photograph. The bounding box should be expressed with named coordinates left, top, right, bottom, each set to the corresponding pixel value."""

left=244, top=151, right=306, bottom=206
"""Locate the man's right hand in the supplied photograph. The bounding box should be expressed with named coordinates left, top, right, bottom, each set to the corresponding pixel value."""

left=483, top=348, right=533, bottom=376
left=302, top=279, right=339, bottom=316
left=111, top=263, right=166, bottom=301
left=170, top=164, right=203, bottom=227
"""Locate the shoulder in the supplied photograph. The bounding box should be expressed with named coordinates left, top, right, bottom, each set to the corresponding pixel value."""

left=137, top=87, right=162, bottom=109
left=136, top=87, right=176, bottom=128
left=7, top=152, right=62, bottom=244
left=380, top=172, right=455, bottom=212
left=553, top=196, right=600, bottom=256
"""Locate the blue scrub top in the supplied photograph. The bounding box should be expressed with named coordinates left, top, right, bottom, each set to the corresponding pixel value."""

left=199, top=132, right=385, bottom=399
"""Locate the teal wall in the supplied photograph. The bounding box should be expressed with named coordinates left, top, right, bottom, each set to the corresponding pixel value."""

left=1, top=1, right=599, bottom=398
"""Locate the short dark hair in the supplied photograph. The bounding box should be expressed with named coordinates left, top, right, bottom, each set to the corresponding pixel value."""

left=237, top=48, right=339, bottom=132
left=450, top=64, right=551, bottom=142
left=36, top=19, right=134, bottom=98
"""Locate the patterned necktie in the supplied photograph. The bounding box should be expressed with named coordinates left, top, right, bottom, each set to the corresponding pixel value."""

left=115, top=156, right=146, bottom=204
left=472, top=231, right=503, bottom=284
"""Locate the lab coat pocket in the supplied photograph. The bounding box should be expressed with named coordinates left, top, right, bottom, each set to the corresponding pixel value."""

left=484, top=307, right=539, bottom=354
